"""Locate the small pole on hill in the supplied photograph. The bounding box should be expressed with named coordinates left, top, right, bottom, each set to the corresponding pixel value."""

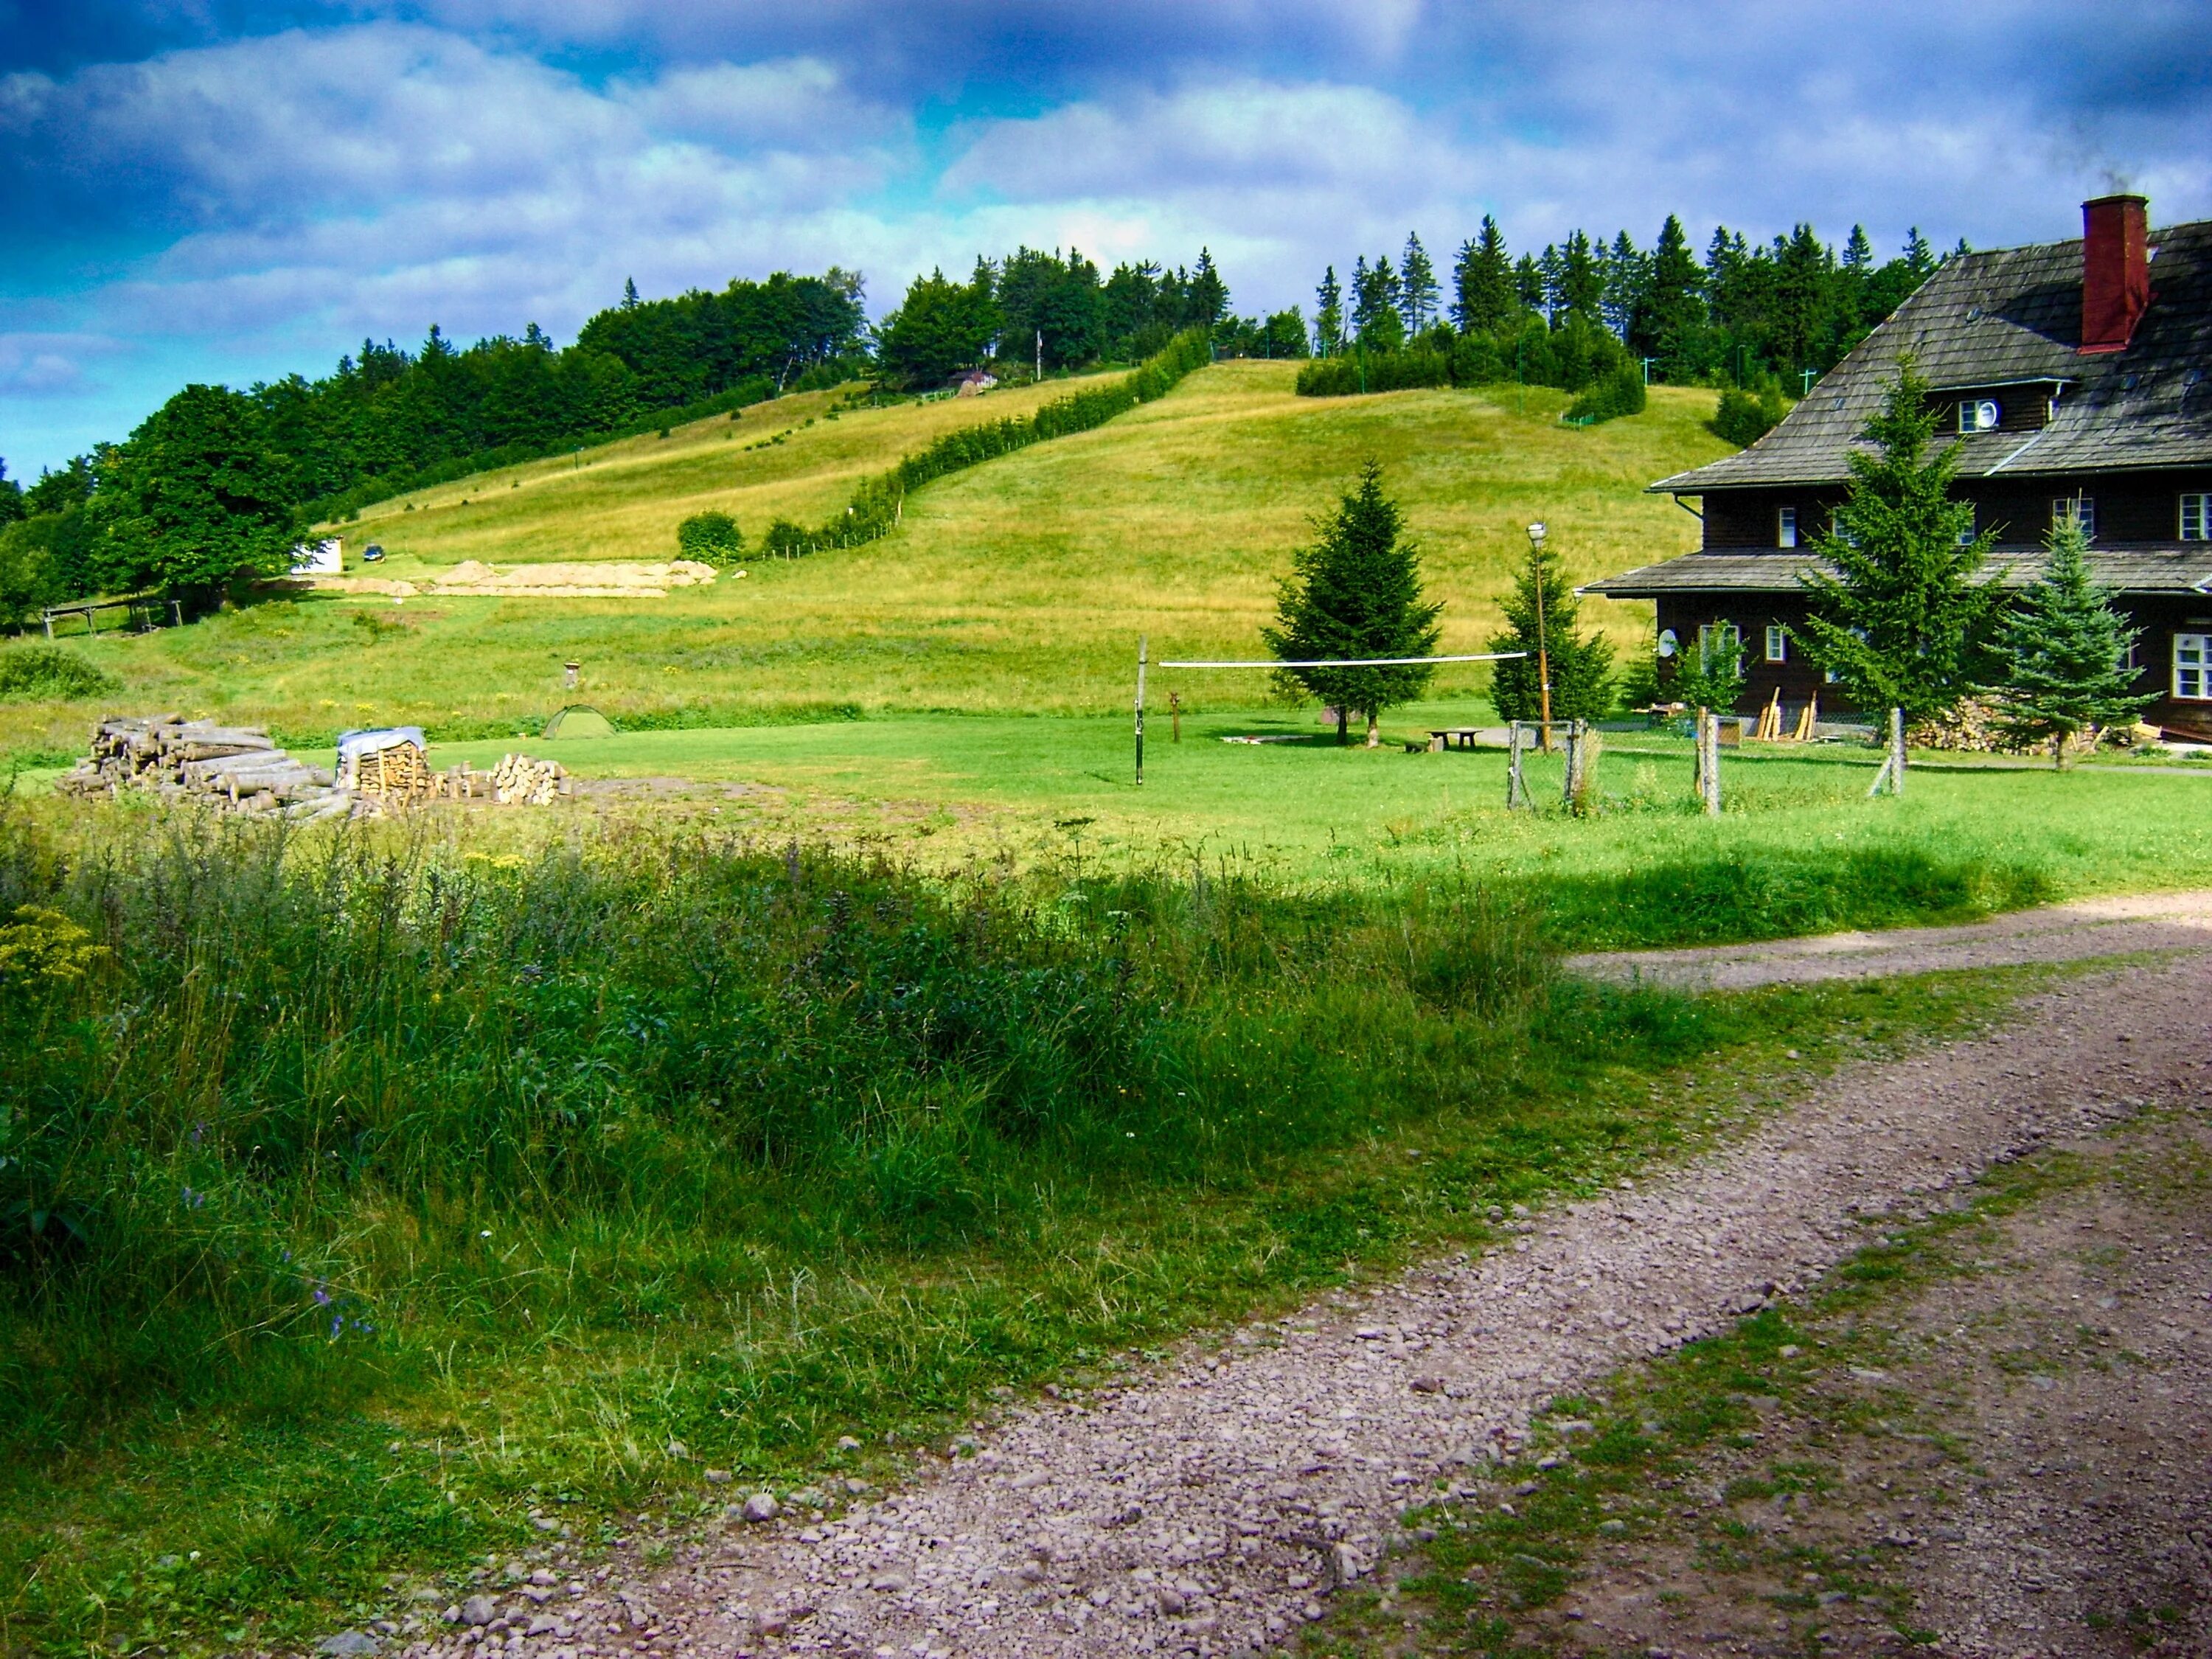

left=1134, top=636, right=1148, bottom=786
left=1036, top=330, right=1043, bottom=386
left=1528, top=522, right=1553, bottom=752
left=1169, top=690, right=1181, bottom=744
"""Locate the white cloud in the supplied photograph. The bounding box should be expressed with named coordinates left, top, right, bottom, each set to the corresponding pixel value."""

left=0, top=332, right=131, bottom=398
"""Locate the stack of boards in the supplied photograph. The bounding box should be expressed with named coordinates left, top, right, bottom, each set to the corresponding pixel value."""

left=56, top=716, right=353, bottom=821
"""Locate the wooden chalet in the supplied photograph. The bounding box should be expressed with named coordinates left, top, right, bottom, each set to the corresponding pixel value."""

left=1586, top=197, right=2212, bottom=736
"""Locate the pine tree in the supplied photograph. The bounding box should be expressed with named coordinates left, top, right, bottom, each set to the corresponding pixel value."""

left=1187, top=248, right=1230, bottom=325
left=1313, top=266, right=1345, bottom=357
left=1902, top=227, right=1934, bottom=278
left=1265, top=461, right=1442, bottom=746
left=1486, top=540, right=1615, bottom=723
left=1601, top=229, right=1646, bottom=342
left=1556, top=230, right=1604, bottom=326
left=1796, top=358, right=2005, bottom=728
left=1453, top=217, right=1514, bottom=334
left=1989, top=515, right=2152, bottom=767
left=1354, top=257, right=1405, bottom=351
left=622, top=276, right=640, bottom=310
left=1512, top=254, right=1545, bottom=311
left=1399, top=233, right=1439, bottom=335
left=1645, top=214, right=1704, bottom=372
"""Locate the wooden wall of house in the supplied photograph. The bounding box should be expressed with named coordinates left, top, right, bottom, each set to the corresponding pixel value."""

left=1652, top=589, right=2212, bottom=734
left=1700, top=471, right=2212, bottom=552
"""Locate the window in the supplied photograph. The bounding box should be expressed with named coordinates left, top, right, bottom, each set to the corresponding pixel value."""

left=2175, top=634, right=2212, bottom=700
left=1697, top=622, right=1740, bottom=672
left=2123, top=636, right=2142, bottom=677
left=2183, top=493, right=2212, bottom=541
left=1764, top=625, right=1788, bottom=663
left=1777, top=505, right=1798, bottom=549
left=2051, top=495, right=2096, bottom=538
left=1957, top=398, right=2000, bottom=432
left=1956, top=504, right=1978, bottom=547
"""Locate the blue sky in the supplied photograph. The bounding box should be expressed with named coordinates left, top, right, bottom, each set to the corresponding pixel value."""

left=4, top=0, right=2208, bottom=478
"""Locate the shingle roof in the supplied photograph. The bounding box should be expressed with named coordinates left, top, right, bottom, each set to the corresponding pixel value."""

left=1652, top=219, right=2212, bottom=493
left=1583, top=545, right=2212, bottom=599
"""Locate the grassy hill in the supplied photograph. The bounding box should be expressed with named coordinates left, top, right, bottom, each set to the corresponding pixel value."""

left=0, top=364, right=1728, bottom=757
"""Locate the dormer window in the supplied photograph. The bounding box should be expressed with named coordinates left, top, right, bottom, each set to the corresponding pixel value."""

left=1777, top=505, right=1798, bottom=549
left=2183, top=493, right=2211, bottom=541
left=2052, top=495, right=2096, bottom=538
left=1957, top=398, right=2001, bottom=432
left=1957, top=505, right=1978, bottom=547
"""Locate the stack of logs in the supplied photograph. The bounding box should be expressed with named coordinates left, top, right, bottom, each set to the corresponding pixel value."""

left=347, top=748, right=570, bottom=807
left=57, top=718, right=573, bottom=817
left=55, top=715, right=353, bottom=821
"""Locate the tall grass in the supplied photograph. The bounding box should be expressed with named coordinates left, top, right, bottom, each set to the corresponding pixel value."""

left=0, top=805, right=1548, bottom=1439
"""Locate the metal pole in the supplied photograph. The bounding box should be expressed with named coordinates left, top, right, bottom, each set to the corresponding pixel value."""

left=1506, top=720, right=1527, bottom=810
left=1891, top=706, right=1905, bottom=798
left=1134, top=636, right=1147, bottom=786
left=1528, top=523, right=1554, bottom=752
left=1705, top=710, right=1722, bottom=815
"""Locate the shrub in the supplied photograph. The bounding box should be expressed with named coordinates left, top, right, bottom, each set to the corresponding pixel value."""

left=761, top=518, right=810, bottom=558
left=676, top=510, right=743, bottom=563
left=1565, top=363, right=1648, bottom=424
left=1712, top=386, right=1790, bottom=447
left=1293, top=348, right=1450, bottom=397
left=0, top=646, right=121, bottom=702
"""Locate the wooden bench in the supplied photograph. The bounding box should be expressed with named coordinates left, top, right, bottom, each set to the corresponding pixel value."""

left=1428, top=728, right=1484, bottom=751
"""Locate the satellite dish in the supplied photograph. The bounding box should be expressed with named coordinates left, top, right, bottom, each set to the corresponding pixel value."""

left=1657, top=629, right=1678, bottom=659
left=1974, top=399, right=2000, bottom=431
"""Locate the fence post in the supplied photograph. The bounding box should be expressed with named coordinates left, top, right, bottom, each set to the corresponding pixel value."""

left=1560, top=720, right=1581, bottom=807
left=1697, top=708, right=1722, bottom=815
left=1506, top=720, right=1528, bottom=810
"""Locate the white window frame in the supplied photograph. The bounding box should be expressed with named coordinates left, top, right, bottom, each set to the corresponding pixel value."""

left=1764, top=625, right=1788, bottom=663
left=2051, top=495, right=2095, bottom=538
left=1777, top=505, right=1798, bottom=549
left=2183, top=493, right=2212, bottom=542
left=1956, top=504, right=1978, bottom=547
left=2175, top=633, right=2212, bottom=700
left=1957, top=398, right=2000, bottom=433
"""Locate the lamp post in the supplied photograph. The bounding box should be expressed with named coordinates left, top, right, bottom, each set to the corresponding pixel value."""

left=1528, top=521, right=1553, bottom=751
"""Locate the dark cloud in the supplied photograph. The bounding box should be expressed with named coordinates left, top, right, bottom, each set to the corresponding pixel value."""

left=3, top=0, right=2209, bottom=472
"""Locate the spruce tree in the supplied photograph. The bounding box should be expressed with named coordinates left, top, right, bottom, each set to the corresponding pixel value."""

left=1486, top=540, right=1615, bottom=723
left=1313, top=266, right=1345, bottom=357
left=1265, top=461, right=1442, bottom=746
left=1796, top=358, right=2004, bottom=728
left=1645, top=214, right=1704, bottom=374
left=1399, top=233, right=1439, bottom=335
left=1453, top=217, right=1514, bottom=333
left=1989, top=516, right=2152, bottom=767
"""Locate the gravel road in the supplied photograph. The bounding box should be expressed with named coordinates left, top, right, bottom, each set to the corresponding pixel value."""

left=1567, top=888, right=2212, bottom=991
left=389, top=955, right=2196, bottom=1659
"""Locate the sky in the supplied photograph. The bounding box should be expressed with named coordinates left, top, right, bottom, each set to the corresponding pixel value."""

left=4, top=1, right=2208, bottom=477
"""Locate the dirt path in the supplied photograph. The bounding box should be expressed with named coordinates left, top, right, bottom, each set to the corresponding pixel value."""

left=1568, top=889, right=2212, bottom=991
left=395, top=956, right=2210, bottom=1659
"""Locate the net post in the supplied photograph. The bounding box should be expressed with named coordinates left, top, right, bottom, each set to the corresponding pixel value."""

left=1134, top=636, right=1148, bottom=786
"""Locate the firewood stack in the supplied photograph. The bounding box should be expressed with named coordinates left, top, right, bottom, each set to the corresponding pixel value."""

left=55, top=715, right=353, bottom=821
left=490, top=752, right=569, bottom=805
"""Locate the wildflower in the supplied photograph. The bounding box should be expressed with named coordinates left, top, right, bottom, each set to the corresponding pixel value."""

left=313, top=1285, right=333, bottom=1306
left=331, top=1314, right=344, bottom=1339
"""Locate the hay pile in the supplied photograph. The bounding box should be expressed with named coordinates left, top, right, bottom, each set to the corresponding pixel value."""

left=428, top=560, right=717, bottom=598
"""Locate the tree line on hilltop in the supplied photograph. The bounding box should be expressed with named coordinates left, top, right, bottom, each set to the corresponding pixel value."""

left=1296, top=218, right=1947, bottom=419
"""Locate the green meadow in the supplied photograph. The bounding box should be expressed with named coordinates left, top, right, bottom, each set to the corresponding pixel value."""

left=0, top=363, right=1721, bottom=759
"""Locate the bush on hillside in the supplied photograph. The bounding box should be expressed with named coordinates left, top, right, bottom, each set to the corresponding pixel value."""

left=1293, top=348, right=1450, bottom=397
left=0, top=647, right=120, bottom=702
left=676, top=510, right=743, bottom=563
left=760, top=518, right=810, bottom=558
left=1712, top=386, right=1790, bottom=447
left=1565, top=363, right=1648, bottom=424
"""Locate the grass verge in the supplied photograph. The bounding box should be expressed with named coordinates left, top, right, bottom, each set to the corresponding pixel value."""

left=0, top=805, right=2026, bottom=1657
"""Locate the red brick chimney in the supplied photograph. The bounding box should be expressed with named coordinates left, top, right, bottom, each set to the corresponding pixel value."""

left=2080, top=194, right=2149, bottom=354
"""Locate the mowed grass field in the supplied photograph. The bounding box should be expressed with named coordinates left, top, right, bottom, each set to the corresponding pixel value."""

left=0, top=364, right=1723, bottom=759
